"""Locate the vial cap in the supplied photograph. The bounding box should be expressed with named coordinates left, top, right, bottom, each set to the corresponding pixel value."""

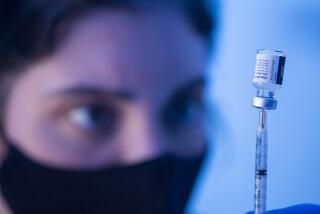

left=252, top=96, right=277, bottom=110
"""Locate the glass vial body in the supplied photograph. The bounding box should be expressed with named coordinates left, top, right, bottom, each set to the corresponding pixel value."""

left=252, top=49, right=286, bottom=110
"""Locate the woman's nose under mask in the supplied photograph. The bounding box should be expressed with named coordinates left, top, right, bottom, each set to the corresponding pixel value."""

left=0, top=141, right=206, bottom=214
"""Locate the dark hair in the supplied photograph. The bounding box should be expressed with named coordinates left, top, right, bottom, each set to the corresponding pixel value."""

left=0, top=0, right=215, bottom=73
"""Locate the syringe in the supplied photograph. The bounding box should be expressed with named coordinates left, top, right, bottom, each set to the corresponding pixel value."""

left=252, top=49, right=286, bottom=214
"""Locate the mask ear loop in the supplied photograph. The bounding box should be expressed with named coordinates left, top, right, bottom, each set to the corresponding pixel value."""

left=0, top=121, right=10, bottom=143
left=0, top=122, right=12, bottom=162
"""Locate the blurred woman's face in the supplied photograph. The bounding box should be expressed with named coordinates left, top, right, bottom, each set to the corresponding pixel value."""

left=3, top=9, right=208, bottom=169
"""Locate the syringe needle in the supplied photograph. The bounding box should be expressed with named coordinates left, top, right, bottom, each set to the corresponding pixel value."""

left=258, top=109, right=266, bottom=130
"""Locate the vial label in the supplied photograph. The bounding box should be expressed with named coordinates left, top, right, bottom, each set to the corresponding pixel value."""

left=253, top=53, right=285, bottom=85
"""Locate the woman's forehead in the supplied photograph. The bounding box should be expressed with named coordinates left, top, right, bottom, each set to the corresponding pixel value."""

left=30, top=9, right=207, bottom=100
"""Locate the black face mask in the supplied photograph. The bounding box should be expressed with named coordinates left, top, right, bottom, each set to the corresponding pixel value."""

left=0, top=143, right=205, bottom=214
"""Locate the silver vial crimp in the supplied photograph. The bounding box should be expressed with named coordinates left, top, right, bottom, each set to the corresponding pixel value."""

left=253, top=96, right=277, bottom=110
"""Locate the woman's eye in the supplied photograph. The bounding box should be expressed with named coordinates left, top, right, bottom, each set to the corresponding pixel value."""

left=163, top=95, right=204, bottom=129
left=66, top=104, right=117, bottom=134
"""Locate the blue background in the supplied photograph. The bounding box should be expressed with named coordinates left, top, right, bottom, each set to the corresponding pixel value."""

left=188, top=0, right=320, bottom=213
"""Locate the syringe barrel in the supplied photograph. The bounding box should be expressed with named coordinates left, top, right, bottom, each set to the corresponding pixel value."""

left=254, top=110, right=268, bottom=214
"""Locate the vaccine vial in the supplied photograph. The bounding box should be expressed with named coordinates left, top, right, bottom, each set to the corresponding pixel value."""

left=252, top=49, right=286, bottom=110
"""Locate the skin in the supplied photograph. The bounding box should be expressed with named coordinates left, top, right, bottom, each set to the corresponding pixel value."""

left=1, top=9, right=209, bottom=170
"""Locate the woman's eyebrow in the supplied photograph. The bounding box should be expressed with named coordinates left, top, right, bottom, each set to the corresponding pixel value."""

left=164, top=76, right=206, bottom=105
left=175, top=76, right=206, bottom=94
left=46, top=86, right=136, bottom=101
